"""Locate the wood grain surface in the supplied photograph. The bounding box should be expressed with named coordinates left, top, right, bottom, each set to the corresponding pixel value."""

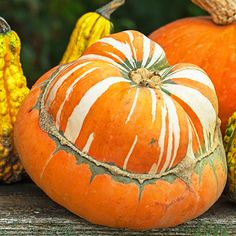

left=0, top=182, right=235, bottom=235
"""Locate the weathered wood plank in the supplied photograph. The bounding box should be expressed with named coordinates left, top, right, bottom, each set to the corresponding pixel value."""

left=0, top=182, right=235, bottom=235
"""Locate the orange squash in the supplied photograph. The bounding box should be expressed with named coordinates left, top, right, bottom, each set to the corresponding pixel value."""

left=149, top=0, right=236, bottom=132
left=14, top=30, right=226, bottom=230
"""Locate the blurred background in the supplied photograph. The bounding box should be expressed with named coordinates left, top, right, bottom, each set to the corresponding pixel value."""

left=1, top=0, right=205, bottom=87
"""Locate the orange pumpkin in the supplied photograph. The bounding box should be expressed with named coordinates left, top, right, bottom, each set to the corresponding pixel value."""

left=14, top=30, right=226, bottom=230
left=149, top=0, right=236, bottom=132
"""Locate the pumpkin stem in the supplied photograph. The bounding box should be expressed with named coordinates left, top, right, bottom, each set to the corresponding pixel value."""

left=129, top=68, right=161, bottom=89
left=192, top=0, right=236, bottom=25
left=0, top=17, right=11, bottom=34
left=96, top=0, right=125, bottom=20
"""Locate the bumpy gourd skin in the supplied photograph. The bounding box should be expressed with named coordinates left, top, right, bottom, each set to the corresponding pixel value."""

left=224, top=112, right=236, bottom=202
left=0, top=26, right=29, bottom=183
left=60, top=12, right=111, bottom=64
left=60, top=0, right=126, bottom=64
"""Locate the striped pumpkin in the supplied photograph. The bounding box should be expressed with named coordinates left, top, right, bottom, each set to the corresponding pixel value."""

left=14, top=30, right=227, bottom=230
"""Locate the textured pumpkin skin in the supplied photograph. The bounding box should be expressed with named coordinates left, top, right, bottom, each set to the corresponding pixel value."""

left=0, top=18, right=29, bottom=183
left=149, top=16, right=236, bottom=132
left=15, top=31, right=226, bottom=229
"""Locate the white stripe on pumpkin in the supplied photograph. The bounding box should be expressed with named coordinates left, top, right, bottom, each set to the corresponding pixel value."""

left=123, top=135, right=138, bottom=170
left=162, top=67, right=215, bottom=90
left=155, top=96, right=167, bottom=172
left=146, top=44, right=165, bottom=69
left=159, top=94, right=179, bottom=173
left=82, top=133, right=95, bottom=153
left=46, top=61, right=91, bottom=107
left=99, top=37, right=136, bottom=69
left=105, top=51, right=131, bottom=71
left=125, top=31, right=137, bottom=62
left=148, top=163, right=158, bottom=174
left=141, top=34, right=151, bottom=68
left=55, top=67, right=99, bottom=128
left=148, top=88, right=157, bottom=122
left=40, top=152, right=55, bottom=180
left=164, top=94, right=180, bottom=170
left=125, top=88, right=139, bottom=124
left=79, top=54, right=128, bottom=73
left=186, top=116, right=195, bottom=160
left=163, top=83, right=216, bottom=150
left=64, top=77, right=130, bottom=143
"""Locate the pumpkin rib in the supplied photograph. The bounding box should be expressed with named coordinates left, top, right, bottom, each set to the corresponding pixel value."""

left=170, top=94, right=204, bottom=154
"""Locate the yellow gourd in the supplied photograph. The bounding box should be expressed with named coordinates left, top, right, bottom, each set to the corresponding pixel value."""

left=0, top=17, right=29, bottom=183
left=60, top=0, right=125, bottom=64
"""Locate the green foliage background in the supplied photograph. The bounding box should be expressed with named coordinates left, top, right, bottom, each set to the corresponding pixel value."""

left=1, top=0, right=205, bottom=87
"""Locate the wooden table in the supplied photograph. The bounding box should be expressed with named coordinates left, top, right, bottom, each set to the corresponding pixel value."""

left=0, top=182, right=236, bottom=235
